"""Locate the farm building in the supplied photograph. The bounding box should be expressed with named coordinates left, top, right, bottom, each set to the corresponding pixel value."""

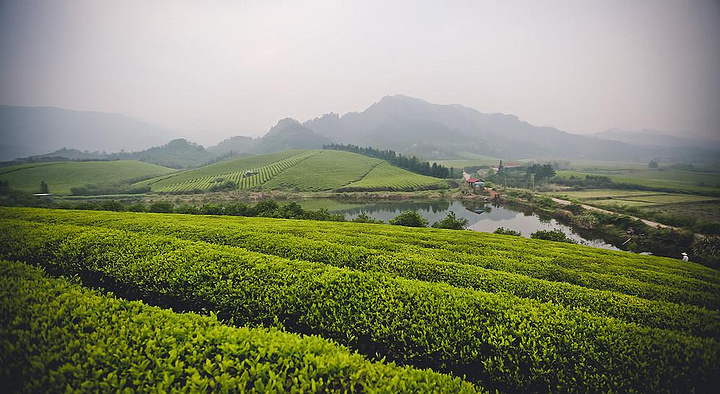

left=466, top=178, right=485, bottom=187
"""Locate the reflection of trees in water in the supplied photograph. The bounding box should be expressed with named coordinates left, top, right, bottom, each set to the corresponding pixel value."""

left=331, top=199, right=621, bottom=250
left=460, top=200, right=489, bottom=213
left=341, top=200, right=451, bottom=215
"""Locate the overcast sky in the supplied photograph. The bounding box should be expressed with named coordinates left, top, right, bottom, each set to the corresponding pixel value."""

left=1, top=0, right=719, bottom=145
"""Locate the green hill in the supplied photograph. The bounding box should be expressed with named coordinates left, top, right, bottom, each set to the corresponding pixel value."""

left=1, top=207, right=719, bottom=392
left=140, top=150, right=448, bottom=193
left=0, top=160, right=175, bottom=195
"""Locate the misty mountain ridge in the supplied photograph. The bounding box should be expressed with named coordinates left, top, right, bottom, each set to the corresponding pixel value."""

left=252, top=118, right=332, bottom=154
left=303, top=95, right=719, bottom=162
left=3, top=96, right=718, bottom=166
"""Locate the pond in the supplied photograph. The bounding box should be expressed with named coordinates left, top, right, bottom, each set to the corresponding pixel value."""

left=297, top=198, right=619, bottom=250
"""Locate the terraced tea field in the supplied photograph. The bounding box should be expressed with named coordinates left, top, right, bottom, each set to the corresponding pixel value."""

left=1, top=207, right=718, bottom=392
left=549, top=189, right=720, bottom=207
left=0, top=160, right=174, bottom=194
left=140, top=150, right=448, bottom=193
left=555, top=169, right=720, bottom=195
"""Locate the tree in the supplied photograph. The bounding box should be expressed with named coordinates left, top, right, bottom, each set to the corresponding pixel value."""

left=100, top=200, right=124, bottom=212
left=648, top=160, right=658, bottom=169
left=389, top=210, right=428, bottom=227
left=149, top=201, right=174, bottom=213
left=432, top=211, right=469, bottom=230
left=39, top=181, right=49, bottom=194
left=352, top=212, right=384, bottom=224
left=530, top=229, right=575, bottom=243
left=276, top=202, right=305, bottom=219
left=494, top=227, right=521, bottom=236
left=253, top=199, right=279, bottom=217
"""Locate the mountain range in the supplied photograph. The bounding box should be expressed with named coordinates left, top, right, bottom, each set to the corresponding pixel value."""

left=2, top=96, right=718, bottom=165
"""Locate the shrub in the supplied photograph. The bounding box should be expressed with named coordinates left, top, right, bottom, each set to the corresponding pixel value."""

left=352, top=212, right=384, bottom=224
left=125, top=202, right=146, bottom=212
left=253, top=199, right=280, bottom=217
left=432, top=211, right=469, bottom=230
left=100, top=200, right=124, bottom=212
left=149, top=201, right=174, bottom=213
left=174, top=204, right=199, bottom=215
left=199, top=204, right=223, bottom=215
left=530, top=229, right=576, bottom=243
left=0, top=260, right=478, bottom=393
left=390, top=210, right=428, bottom=227
left=494, top=227, right=522, bottom=236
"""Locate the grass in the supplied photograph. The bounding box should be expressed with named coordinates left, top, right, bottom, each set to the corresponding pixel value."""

left=0, top=160, right=175, bottom=195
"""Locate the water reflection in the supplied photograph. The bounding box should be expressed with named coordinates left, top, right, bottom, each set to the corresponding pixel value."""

left=300, top=198, right=619, bottom=250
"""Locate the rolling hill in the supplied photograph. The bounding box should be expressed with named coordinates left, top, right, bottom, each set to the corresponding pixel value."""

left=138, top=150, right=448, bottom=193
left=0, top=160, right=175, bottom=195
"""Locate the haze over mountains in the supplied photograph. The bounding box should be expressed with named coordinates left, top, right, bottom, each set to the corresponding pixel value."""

left=2, top=95, right=718, bottom=165
left=0, top=106, right=177, bottom=161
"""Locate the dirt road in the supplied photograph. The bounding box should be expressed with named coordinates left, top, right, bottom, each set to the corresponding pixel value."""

left=550, top=197, right=680, bottom=230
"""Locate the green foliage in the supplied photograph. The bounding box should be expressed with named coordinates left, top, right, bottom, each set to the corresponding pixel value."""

left=99, top=200, right=124, bottom=212
left=0, top=260, right=478, bottom=393
left=2, top=208, right=720, bottom=392
left=352, top=212, right=384, bottom=224
left=199, top=204, right=223, bottom=215
left=649, top=160, right=659, bottom=169
left=338, top=162, right=447, bottom=192
left=324, top=143, right=452, bottom=178
left=431, top=211, right=469, bottom=230
left=530, top=229, right=576, bottom=243
left=253, top=199, right=280, bottom=217
left=144, top=150, right=447, bottom=193
left=148, top=201, right=174, bottom=213
left=39, top=180, right=49, bottom=194
left=390, top=210, right=428, bottom=227
left=0, top=160, right=173, bottom=195
left=208, top=179, right=237, bottom=192
left=494, top=227, right=521, bottom=236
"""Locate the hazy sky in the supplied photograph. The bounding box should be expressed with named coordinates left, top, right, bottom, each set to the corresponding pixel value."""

left=1, top=0, right=719, bottom=145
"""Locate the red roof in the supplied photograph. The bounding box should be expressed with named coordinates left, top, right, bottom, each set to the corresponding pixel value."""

left=467, top=178, right=480, bottom=183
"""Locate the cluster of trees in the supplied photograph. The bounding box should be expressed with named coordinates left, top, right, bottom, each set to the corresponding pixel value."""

left=486, top=161, right=556, bottom=189
left=524, top=164, right=556, bottom=183
left=388, top=210, right=469, bottom=230
left=73, top=199, right=347, bottom=222
left=324, top=144, right=451, bottom=178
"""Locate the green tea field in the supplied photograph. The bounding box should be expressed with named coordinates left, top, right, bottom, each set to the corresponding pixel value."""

left=0, top=160, right=175, bottom=195
left=139, top=150, right=447, bottom=193
left=1, top=207, right=718, bottom=392
left=555, top=169, right=720, bottom=195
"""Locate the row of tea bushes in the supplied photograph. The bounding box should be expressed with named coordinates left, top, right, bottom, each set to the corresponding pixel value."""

left=3, top=208, right=718, bottom=337
left=1, top=218, right=718, bottom=392
left=0, top=260, right=479, bottom=393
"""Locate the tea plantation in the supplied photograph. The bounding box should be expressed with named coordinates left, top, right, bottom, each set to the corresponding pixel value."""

left=137, top=150, right=447, bottom=193
left=1, top=207, right=719, bottom=392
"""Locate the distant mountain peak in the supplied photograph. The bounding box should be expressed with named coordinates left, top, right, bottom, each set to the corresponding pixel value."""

left=273, top=117, right=301, bottom=128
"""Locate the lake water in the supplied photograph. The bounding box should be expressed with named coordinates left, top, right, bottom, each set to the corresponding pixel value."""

left=298, top=199, right=619, bottom=250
